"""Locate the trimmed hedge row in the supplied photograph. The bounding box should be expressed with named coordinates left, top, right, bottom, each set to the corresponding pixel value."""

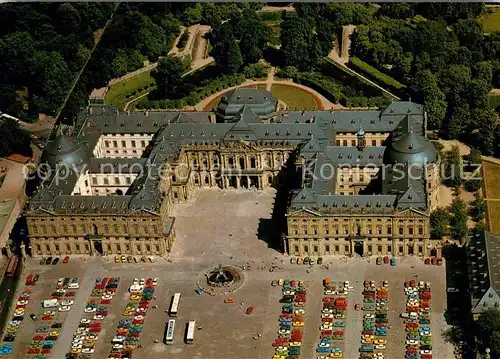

left=136, top=73, right=246, bottom=109
left=293, top=72, right=391, bottom=108
left=349, top=57, right=406, bottom=90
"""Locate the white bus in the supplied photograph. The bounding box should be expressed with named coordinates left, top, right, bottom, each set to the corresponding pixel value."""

left=185, top=320, right=195, bottom=344
left=165, top=320, right=175, bottom=345
left=169, top=293, right=181, bottom=317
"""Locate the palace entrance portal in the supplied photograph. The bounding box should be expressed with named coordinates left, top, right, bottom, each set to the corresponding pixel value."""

left=354, top=241, right=364, bottom=256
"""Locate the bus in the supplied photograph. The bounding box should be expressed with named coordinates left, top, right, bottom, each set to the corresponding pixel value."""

left=169, top=293, right=181, bottom=317
left=164, top=320, right=175, bottom=345
left=6, top=255, right=18, bottom=277
left=185, top=320, right=195, bottom=344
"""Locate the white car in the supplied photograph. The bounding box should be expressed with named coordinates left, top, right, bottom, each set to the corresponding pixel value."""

left=61, top=300, right=74, bottom=306
left=420, top=350, right=432, bottom=355
left=73, top=336, right=85, bottom=342
left=71, top=344, right=82, bottom=349
left=93, top=314, right=105, bottom=320
left=321, top=324, right=332, bottom=331
left=362, top=339, right=373, bottom=344
left=17, top=300, right=28, bottom=306
left=84, top=307, right=97, bottom=313
left=324, top=289, right=335, bottom=295
left=335, top=313, right=345, bottom=319
left=72, top=340, right=83, bottom=346
left=421, top=332, right=432, bottom=337
left=82, top=348, right=95, bottom=354
left=321, top=308, right=334, bottom=314
left=294, top=309, right=305, bottom=315
left=321, top=314, right=333, bottom=319
left=43, top=310, right=56, bottom=316
left=113, top=344, right=123, bottom=350
left=283, top=290, right=295, bottom=296
left=133, top=278, right=139, bottom=285
left=374, top=353, right=384, bottom=359
left=153, top=277, right=159, bottom=286
left=364, top=314, right=375, bottom=319
left=139, top=278, right=145, bottom=285
left=134, top=315, right=145, bottom=320
left=59, top=306, right=71, bottom=312
left=375, top=344, right=386, bottom=350
left=101, top=295, right=113, bottom=300
left=80, top=319, right=91, bottom=324
left=406, top=340, right=419, bottom=345
left=148, top=256, right=156, bottom=263
left=319, top=342, right=330, bottom=348
left=382, top=280, right=388, bottom=288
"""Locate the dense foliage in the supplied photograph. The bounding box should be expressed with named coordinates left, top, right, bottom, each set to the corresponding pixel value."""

left=0, top=118, right=31, bottom=157
left=476, top=309, right=500, bottom=355
left=0, top=3, right=115, bottom=118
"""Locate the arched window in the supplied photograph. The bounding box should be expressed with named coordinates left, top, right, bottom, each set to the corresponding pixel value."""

left=194, top=174, right=199, bottom=184
left=250, top=157, right=256, bottom=169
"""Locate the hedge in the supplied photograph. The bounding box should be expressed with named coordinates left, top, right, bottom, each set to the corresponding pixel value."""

left=349, top=57, right=406, bottom=90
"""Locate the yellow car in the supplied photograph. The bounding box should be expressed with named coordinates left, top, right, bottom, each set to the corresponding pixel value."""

left=273, top=356, right=286, bottom=359
left=71, top=349, right=82, bottom=354
left=331, top=353, right=343, bottom=358
left=130, top=294, right=141, bottom=300
left=49, top=331, right=59, bottom=337
left=292, top=321, right=305, bottom=327
left=298, top=280, right=305, bottom=286
left=362, top=334, right=374, bottom=340
left=278, top=279, right=284, bottom=286
left=374, top=339, right=387, bottom=345
left=114, top=255, right=120, bottom=263
left=289, top=341, right=302, bottom=347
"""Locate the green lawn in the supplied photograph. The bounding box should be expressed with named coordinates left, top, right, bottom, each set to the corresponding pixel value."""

left=483, top=161, right=500, bottom=234
left=489, top=94, right=500, bottom=110
left=480, top=8, right=500, bottom=33
left=104, top=70, right=155, bottom=108
left=270, top=84, right=321, bottom=110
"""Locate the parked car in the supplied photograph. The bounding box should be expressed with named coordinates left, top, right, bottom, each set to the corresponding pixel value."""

left=63, top=256, right=69, bottom=264
left=46, top=257, right=52, bottom=265
left=51, top=258, right=59, bottom=265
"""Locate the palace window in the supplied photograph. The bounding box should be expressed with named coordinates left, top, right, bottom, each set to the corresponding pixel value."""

left=114, top=224, right=118, bottom=233
left=418, top=226, right=424, bottom=235
left=143, top=225, right=149, bottom=235
left=250, top=157, right=256, bottom=168
left=113, top=140, right=118, bottom=147
left=131, top=140, right=136, bottom=148
left=325, top=245, right=330, bottom=253
left=312, top=226, right=318, bottom=235
left=378, top=245, right=382, bottom=253
left=115, top=177, right=120, bottom=185
left=303, top=245, right=309, bottom=253
left=104, top=224, right=109, bottom=233
left=388, top=245, right=392, bottom=252
left=344, top=245, right=349, bottom=252
left=367, top=226, right=372, bottom=235
left=153, top=225, right=158, bottom=234
left=66, top=244, right=71, bottom=252
left=302, top=225, right=308, bottom=235
left=387, top=226, right=392, bottom=234
left=121, top=140, right=126, bottom=147
left=141, top=140, right=146, bottom=148
left=103, top=177, right=109, bottom=185
left=408, top=227, right=414, bottom=235
left=156, top=245, right=161, bottom=252
left=324, top=226, right=329, bottom=235
left=343, top=225, right=348, bottom=235
left=399, top=226, right=404, bottom=235
left=335, top=245, right=339, bottom=252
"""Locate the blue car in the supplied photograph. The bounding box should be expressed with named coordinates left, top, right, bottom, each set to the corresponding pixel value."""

left=331, top=347, right=342, bottom=353
left=316, top=347, right=330, bottom=353
left=321, top=338, right=333, bottom=344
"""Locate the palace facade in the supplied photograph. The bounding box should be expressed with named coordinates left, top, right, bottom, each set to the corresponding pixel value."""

left=25, top=87, right=441, bottom=258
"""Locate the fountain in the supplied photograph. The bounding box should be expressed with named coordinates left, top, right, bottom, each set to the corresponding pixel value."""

left=206, top=264, right=236, bottom=287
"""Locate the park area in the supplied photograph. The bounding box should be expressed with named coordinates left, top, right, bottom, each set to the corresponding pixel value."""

left=483, top=160, right=500, bottom=234
left=479, top=7, right=500, bottom=33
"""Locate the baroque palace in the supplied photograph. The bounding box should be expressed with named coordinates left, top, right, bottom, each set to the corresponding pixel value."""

left=25, top=88, right=442, bottom=258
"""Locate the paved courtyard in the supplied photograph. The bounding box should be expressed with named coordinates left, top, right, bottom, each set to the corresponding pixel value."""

left=9, top=189, right=453, bottom=359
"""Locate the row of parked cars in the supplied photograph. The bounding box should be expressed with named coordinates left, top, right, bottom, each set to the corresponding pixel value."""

left=39, top=256, right=70, bottom=265
left=66, top=277, right=120, bottom=359
left=359, top=280, right=389, bottom=359
left=316, top=279, right=348, bottom=358
left=5, top=287, right=34, bottom=345
left=108, top=278, right=157, bottom=359
left=114, top=255, right=156, bottom=263
left=401, top=280, right=432, bottom=359
left=272, top=279, right=306, bottom=359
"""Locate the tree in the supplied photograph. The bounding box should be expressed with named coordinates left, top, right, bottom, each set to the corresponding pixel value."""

left=449, top=196, right=468, bottom=244
left=0, top=118, right=31, bottom=157
left=413, top=70, right=447, bottom=130
left=475, top=109, right=497, bottom=155
left=225, top=38, right=243, bottom=74
left=153, top=57, right=186, bottom=99
left=430, top=208, right=450, bottom=239
left=280, top=17, right=315, bottom=70
left=476, top=309, right=500, bottom=355
left=475, top=61, right=493, bottom=84
left=443, top=146, right=463, bottom=188
left=56, top=3, right=82, bottom=33
left=469, top=192, right=486, bottom=222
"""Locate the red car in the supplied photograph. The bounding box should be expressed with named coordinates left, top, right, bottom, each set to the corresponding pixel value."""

left=33, top=335, right=44, bottom=341
left=407, top=349, right=418, bottom=354
left=421, top=355, right=432, bottom=359
left=65, top=291, right=75, bottom=297
left=63, top=256, right=69, bottom=264
left=28, top=349, right=40, bottom=354
left=41, top=348, right=51, bottom=354
left=101, top=300, right=111, bottom=305
left=246, top=306, right=254, bottom=315
left=41, top=315, right=53, bottom=321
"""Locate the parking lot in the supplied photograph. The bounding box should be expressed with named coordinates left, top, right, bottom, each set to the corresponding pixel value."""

left=8, top=189, right=453, bottom=359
